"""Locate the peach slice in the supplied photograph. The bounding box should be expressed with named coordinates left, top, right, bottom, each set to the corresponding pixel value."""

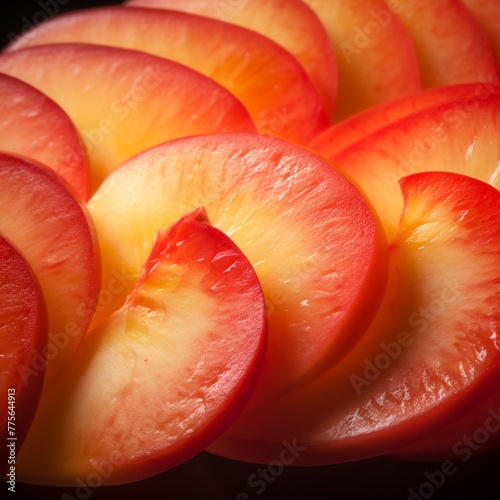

left=124, top=0, right=338, bottom=119
left=87, top=132, right=388, bottom=410
left=0, top=73, right=89, bottom=201
left=5, top=7, right=329, bottom=147
left=462, top=0, right=500, bottom=65
left=309, top=81, right=500, bottom=158
left=0, top=43, right=256, bottom=194
left=390, top=383, right=500, bottom=461
left=16, top=208, right=267, bottom=486
left=0, top=234, right=47, bottom=479
left=209, top=172, right=500, bottom=466
left=300, top=0, right=422, bottom=121
left=393, top=0, right=500, bottom=88
left=0, top=152, right=100, bottom=387
left=329, top=85, right=500, bottom=240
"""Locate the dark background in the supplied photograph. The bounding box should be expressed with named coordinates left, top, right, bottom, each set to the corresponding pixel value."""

left=1, top=0, right=123, bottom=50
left=4, top=447, right=500, bottom=499
left=1, top=1, right=499, bottom=499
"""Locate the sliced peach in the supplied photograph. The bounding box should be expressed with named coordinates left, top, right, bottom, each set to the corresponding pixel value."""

left=394, top=0, right=500, bottom=87
left=209, top=172, right=500, bottom=465
left=16, top=208, right=267, bottom=486
left=124, top=0, right=338, bottom=118
left=462, top=0, right=500, bottom=66
left=301, top=0, right=421, bottom=121
left=389, top=384, right=500, bottom=461
left=87, top=132, right=388, bottom=409
left=0, top=43, right=256, bottom=194
left=0, top=152, right=100, bottom=387
left=329, top=85, right=500, bottom=240
left=309, top=81, right=500, bottom=157
left=6, top=7, right=329, bottom=147
left=0, top=73, right=89, bottom=201
left=0, top=234, right=47, bottom=478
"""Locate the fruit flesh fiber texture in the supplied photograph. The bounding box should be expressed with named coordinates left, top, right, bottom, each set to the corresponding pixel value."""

left=0, top=43, right=257, bottom=195
left=0, top=235, right=47, bottom=477
left=5, top=7, right=328, bottom=147
left=0, top=73, right=89, bottom=201
left=88, top=132, right=388, bottom=408
left=0, top=153, right=100, bottom=387
left=209, top=172, right=500, bottom=466
left=124, top=0, right=338, bottom=119
left=309, top=82, right=500, bottom=158
left=16, top=209, right=267, bottom=486
left=394, top=0, right=500, bottom=88
left=301, top=0, right=422, bottom=121
left=331, top=92, right=500, bottom=240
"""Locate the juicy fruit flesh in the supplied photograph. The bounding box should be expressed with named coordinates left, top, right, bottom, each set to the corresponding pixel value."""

left=209, top=172, right=500, bottom=464
left=301, top=0, right=422, bottom=121
left=0, top=237, right=46, bottom=394
left=88, top=133, right=387, bottom=405
left=331, top=93, right=500, bottom=240
left=0, top=3, right=498, bottom=480
left=0, top=235, right=47, bottom=477
left=0, top=73, right=89, bottom=201
left=0, top=43, right=256, bottom=195
left=346, top=173, right=500, bottom=432
left=125, top=0, right=339, bottom=119
left=309, top=82, right=500, bottom=158
left=0, top=153, right=99, bottom=386
left=394, top=0, right=500, bottom=88
left=6, top=7, right=329, bottom=145
left=390, top=383, right=500, bottom=460
left=16, top=209, right=267, bottom=485
left=462, top=0, right=500, bottom=66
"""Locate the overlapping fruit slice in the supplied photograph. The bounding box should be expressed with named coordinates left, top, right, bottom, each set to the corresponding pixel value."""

left=322, top=85, right=500, bottom=240
left=0, top=73, right=89, bottom=200
left=300, top=0, right=422, bottom=121
left=208, top=172, right=500, bottom=465
left=125, top=0, right=338, bottom=118
left=0, top=43, right=256, bottom=194
left=390, top=383, right=500, bottom=460
left=0, top=235, right=47, bottom=478
left=0, top=153, right=100, bottom=387
left=309, top=81, right=500, bottom=157
left=87, top=132, right=388, bottom=408
left=462, top=0, right=500, bottom=65
left=393, top=0, right=499, bottom=87
left=5, top=6, right=329, bottom=145
left=16, top=208, right=267, bottom=486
